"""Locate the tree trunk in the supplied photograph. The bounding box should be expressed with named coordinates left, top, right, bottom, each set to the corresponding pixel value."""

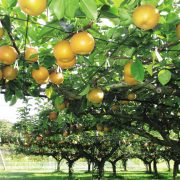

left=53, top=156, right=62, bottom=172
left=153, top=159, right=158, bottom=176
left=112, top=162, right=117, bottom=177
left=173, top=161, right=179, bottom=180
left=144, top=162, right=149, bottom=172
left=56, top=160, right=61, bottom=172
left=122, top=159, right=128, bottom=171
left=68, top=161, right=74, bottom=180
left=87, top=159, right=91, bottom=172
left=148, top=162, right=152, bottom=173
left=166, top=159, right=171, bottom=172
left=97, top=161, right=105, bottom=180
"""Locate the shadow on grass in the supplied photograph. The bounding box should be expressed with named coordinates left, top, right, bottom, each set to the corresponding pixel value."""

left=105, top=171, right=175, bottom=180
left=0, top=171, right=92, bottom=180
left=0, top=171, right=177, bottom=180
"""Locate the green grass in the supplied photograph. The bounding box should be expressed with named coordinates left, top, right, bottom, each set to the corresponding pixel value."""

left=0, top=171, right=179, bottom=180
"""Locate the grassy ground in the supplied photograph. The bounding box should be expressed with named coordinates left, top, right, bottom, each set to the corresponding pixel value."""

left=0, top=171, right=179, bottom=180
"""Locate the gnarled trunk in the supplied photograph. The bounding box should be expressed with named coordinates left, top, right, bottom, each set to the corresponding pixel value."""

left=166, top=159, right=171, bottom=172
left=112, top=162, right=117, bottom=177
left=67, top=161, right=74, bottom=180
left=109, top=161, right=117, bottom=177
left=56, top=159, right=61, bottom=172
left=153, top=159, right=158, bottom=176
left=52, top=156, right=62, bottom=172
left=122, top=159, right=128, bottom=171
left=87, top=159, right=91, bottom=172
left=97, top=161, right=105, bottom=180
left=173, top=161, right=179, bottom=180
left=148, top=162, right=152, bottom=173
left=144, top=162, right=149, bottom=172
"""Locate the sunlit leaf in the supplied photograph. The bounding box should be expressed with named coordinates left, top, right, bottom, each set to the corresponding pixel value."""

left=158, top=69, right=171, bottom=85
left=131, top=60, right=144, bottom=82
left=79, top=85, right=90, bottom=96
left=64, top=0, right=79, bottom=18
left=45, top=86, right=54, bottom=98
left=80, top=0, right=98, bottom=19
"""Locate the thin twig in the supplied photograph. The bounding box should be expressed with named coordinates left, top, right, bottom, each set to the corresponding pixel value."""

left=0, top=14, right=120, bottom=45
left=24, top=15, right=30, bottom=53
left=157, top=41, right=180, bottom=52
left=0, top=14, right=66, bottom=33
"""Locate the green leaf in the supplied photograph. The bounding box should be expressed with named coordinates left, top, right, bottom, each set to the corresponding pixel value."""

left=79, top=85, right=90, bottom=96
left=101, top=5, right=119, bottom=18
left=1, top=0, right=8, bottom=8
left=131, top=60, right=145, bottom=82
left=64, top=0, right=79, bottom=18
left=55, top=96, right=64, bottom=106
left=10, top=95, right=17, bottom=106
left=45, top=86, right=54, bottom=98
left=4, top=89, right=13, bottom=102
left=119, top=8, right=131, bottom=21
left=141, top=0, right=158, bottom=6
left=39, top=26, right=55, bottom=38
left=32, top=62, right=39, bottom=70
left=112, top=0, right=124, bottom=7
left=166, top=13, right=179, bottom=24
left=158, top=70, right=171, bottom=85
left=8, top=0, right=17, bottom=8
left=80, top=0, right=97, bottom=19
left=51, top=0, right=65, bottom=20
left=2, top=0, right=17, bottom=8
left=146, top=64, right=153, bottom=76
left=42, top=56, right=56, bottom=68
left=15, top=89, right=24, bottom=99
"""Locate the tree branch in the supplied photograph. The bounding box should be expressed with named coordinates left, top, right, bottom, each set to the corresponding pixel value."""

left=0, top=20, right=20, bottom=55
left=125, top=126, right=180, bottom=152
left=154, top=41, right=180, bottom=52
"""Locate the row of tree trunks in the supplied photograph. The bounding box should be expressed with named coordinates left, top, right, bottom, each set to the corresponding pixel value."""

left=109, top=159, right=128, bottom=177
left=143, top=159, right=179, bottom=179
left=54, top=157, right=179, bottom=180
left=88, top=159, right=179, bottom=179
left=143, top=160, right=153, bottom=174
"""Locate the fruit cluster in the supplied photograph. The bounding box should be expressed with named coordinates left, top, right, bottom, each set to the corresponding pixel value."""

left=0, top=0, right=179, bottom=105
left=54, top=31, right=95, bottom=67
left=0, top=32, right=94, bottom=85
left=32, top=30, right=95, bottom=84
left=0, top=0, right=95, bottom=85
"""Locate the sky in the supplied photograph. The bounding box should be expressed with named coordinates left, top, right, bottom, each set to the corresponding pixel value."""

left=0, top=94, right=24, bottom=123
left=0, top=94, right=47, bottom=124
